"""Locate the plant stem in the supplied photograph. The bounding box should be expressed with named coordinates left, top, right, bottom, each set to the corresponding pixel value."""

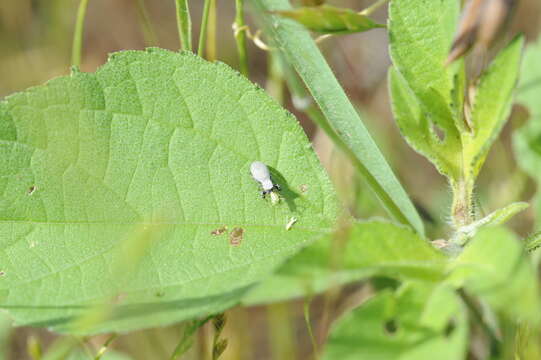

left=451, top=177, right=474, bottom=228
left=360, top=0, right=390, bottom=16
left=198, top=0, right=213, bottom=58
left=206, top=0, right=217, bottom=61
left=234, top=0, right=249, bottom=77
left=175, top=0, right=192, bottom=51
left=136, top=0, right=159, bottom=46
left=94, top=334, right=117, bottom=360
left=71, top=0, right=90, bottom=68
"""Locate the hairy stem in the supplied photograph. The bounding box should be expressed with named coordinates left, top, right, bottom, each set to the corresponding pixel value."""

left=198, top=0, right=213, bottom=58
left=234, top=0, right=249, bottom=76
left=451, top=176, right=474, bottom=229
left=71, top=0, right=90, bottom=68
left=175, top=0, right=192, bottom=51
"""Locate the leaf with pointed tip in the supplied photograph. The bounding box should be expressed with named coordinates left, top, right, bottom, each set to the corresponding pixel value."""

left=274, top=5, right=385, bottom=34
left=389, top=67, right=461, bottom=180
left=464, top=36, right=524, bottom=178
left=389, top=0, right=463, bottom=137
left=0, top=49, right=339, bottom=334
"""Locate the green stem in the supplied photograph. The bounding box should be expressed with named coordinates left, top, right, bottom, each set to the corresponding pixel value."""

left=136, top=0, right=159, bottom=46
left=451, top=176, right=474, bottom=229
left=175, top=0, right=192, bottom=51
left=94, top=334, right=117, bottom=360
left=206, top=0, right=217, bottom=61
left=234, top=0, right=249, bottom=76
left=198, top=0, right=213, bottom=58
left=71, top=0, right=90, bottom=68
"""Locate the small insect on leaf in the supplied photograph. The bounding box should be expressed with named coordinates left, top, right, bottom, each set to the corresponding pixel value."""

left=250, top=161, right=281, bottom=200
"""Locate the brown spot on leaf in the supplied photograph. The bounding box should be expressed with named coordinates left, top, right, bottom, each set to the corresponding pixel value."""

left=211, top=226, right=227, bottom=236
left=28, top=186, right=36, bottom=195
left=300, top=184, right=308, bottom=193
left=229, top=227, right=244, bottom=246
left=0, top=271, right=5, bottom=276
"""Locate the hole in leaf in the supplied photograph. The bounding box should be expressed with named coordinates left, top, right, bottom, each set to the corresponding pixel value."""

left=444, top=320, right=456, bottom=337
left=384, top=319, right=398, bottom=335
left=229, top=227, right=244, bottom=246
left=431, top=123, right=445, bottom=142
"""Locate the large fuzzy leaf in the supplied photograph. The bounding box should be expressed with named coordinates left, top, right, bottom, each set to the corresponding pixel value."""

left=0, top=49, right=339, bottom=334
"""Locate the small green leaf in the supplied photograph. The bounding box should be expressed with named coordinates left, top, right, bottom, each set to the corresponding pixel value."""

left=464, top=36, right=524, bottom=178
left=274, top=5, right=384, bottom=34
left=389, top=0, right=462, bottom=137
left=451, top=202, right=529, bottom=245
left=243, top=221, right=446, bottom=305
left=322, top=282, right=468, bottom=360
left=448, top=227, right=541, bottom=325
left=0, top=49, right=339, bottom=334
left=389, top=67, right=461, bottom=180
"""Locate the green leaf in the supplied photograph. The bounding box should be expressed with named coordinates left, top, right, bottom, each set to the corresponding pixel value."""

left=243, top=220, right=446, bottom=305
left=274, top=5, right=385, bottom=34
left=0, top=49, right=339, bottom=334
left=464, top=36, right=524, bottom=178
left=322, top=282, right=468, bottom=360
left=251, top=0, right=425, bottom=236
left=448, top=227, right=541, bottom=325
left=389, top=0, right=462, bottom=137
left=389, top=67, right=461, bottom=180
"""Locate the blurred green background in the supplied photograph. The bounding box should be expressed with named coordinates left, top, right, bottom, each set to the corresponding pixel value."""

left=1, top=0, right=540, bottom=359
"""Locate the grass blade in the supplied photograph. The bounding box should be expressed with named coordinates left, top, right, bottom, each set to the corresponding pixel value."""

left=250, top=0, right=425, bottom=236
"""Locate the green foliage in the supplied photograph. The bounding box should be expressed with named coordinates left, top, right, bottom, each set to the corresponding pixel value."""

left=463, top=36, right=524, bottom=179
left=0, top=49, right=339, bottom=334
left=251, top=0, right=425, bottom=236
left=274, top=5, right=385, bottom=34
left=389, top=0, right=523, bottom=188
left=448, top=227, right=541, bottom=325
left=244, top=220, right=446, bottom=305
left=322, top=283, right=468, bottom=360
left=389, top=0, right=462, bottom=143
left=389, top=67, right=460, bottom=179
left=513, top=36, right=541, bottom=223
